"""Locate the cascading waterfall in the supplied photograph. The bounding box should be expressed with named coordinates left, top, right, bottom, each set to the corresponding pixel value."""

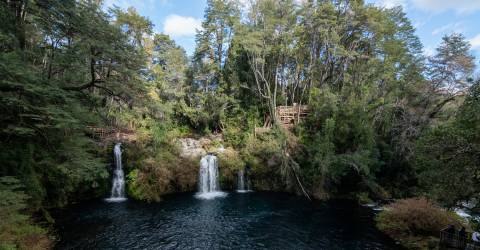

left=195, top=154, right=226, bottom=199
left=105, top=143, right=127, bottom=202
left=199, top=154, right=219, bottom=192
left=238, top=169, right=245, bottom=191
left=237, top=168, right=252, bottom=193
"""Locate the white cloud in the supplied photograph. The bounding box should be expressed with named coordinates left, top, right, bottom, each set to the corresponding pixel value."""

left=423, top=46, right=435, bottom=56
left=413, top=20, right=425, bottom=29
left=375, top=0, right=407, bottom=8
left=431, top=22, right=464, bottom=36
left=372, top=0, right=480, bottom=13
left=410, top=0, right=480, bottom=14
left=163, top=15, right=202, bottom=37
left=103, top=0, right=170, bottom=11
left=103, top=0, right=130, bottom=9
left=469, top=34, right=480, bottom=51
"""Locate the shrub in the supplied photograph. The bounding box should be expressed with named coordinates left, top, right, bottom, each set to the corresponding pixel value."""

left=376, top=197, right=464, bottom=249
left=125, top=138, right=199, bottom=202
left=127, top=158, right=173, bottom=202
left=169, top=156, right=198, bottom=192
left=241, top=132, right=284, bottom=191
left=218, top=148, right=245, bottom=189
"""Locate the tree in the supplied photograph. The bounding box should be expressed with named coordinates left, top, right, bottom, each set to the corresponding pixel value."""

left=428, top=33, right=475, bottom=94
left=184, top=0, right=241, bottom=132
left=416, top=80, right=480, bottom=208
left=112, top=6, right=153, bottom=48
left=238, top=0, right=297, bottom=124
left=150, top=34, right=188, bottom=101
left=192, top=0, right=239, bottom=92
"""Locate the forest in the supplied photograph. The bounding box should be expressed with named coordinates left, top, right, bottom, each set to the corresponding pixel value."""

left=1, top=0, right=479, bottom=249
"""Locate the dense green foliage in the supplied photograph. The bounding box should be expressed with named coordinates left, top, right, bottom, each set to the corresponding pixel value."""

left=0, top=0, right=479, bottom=248
left=0, top=177, right=52, bottom=249
left=416, top=81, right=480, bottom=207
left=0, top=0, right=156, bottom=247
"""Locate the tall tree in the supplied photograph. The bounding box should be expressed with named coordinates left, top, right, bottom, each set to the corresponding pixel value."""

left=416, top=80, right=480, bottom=207
left=113, top=6, right=153, bottom=48
left=238, top=0, right=296, bottom=124
left=192, top=0, right=239, bottom=92
left=428, top=33, right=475, bottom=94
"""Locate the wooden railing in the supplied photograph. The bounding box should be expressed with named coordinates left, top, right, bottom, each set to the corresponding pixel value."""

left=439, top=228, right=480, bottom=249
left=254, top=104, right=310, bottom=135
left=276, top=104, right=309, bottom=127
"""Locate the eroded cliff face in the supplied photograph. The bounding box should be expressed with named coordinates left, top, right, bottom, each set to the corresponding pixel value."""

left=176, top=134, right=226, bottom=158
left=177, top=138, right=207, bottom=158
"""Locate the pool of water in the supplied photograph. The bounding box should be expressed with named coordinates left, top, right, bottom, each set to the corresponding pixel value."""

left=54, top=192, right=399, bottom=249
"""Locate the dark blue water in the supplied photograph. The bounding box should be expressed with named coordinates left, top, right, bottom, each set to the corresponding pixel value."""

left=54, top=192, right=399, bottom=250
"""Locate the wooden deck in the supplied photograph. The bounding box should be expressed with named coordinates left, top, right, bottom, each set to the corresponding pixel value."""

left=254, top=104, right=309, bottom=135
left=439, top=228, right=480, bottom=249
left=276, top=104, right=309, bottom=128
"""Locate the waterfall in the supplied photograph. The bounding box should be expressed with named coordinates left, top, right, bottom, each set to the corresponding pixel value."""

left=238, top=169, right=245, bottom=191
left=195, top=154, right=226, bottom=199
left=105, top=143, right=127, bottom=202
left=237, top=168, right=252, bottom=193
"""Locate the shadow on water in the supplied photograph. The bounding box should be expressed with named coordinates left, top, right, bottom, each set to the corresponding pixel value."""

left=53, top=192, right=400, bottom=250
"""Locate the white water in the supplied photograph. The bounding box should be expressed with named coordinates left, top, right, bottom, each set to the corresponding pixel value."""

left=105, top=143, right=127, bottom=202
left=195, top=154, right=226, bottom=199
left=237, top=168, right=252, bottom=193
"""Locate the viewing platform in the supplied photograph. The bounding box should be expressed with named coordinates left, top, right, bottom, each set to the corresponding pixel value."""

left=276, top=104, right=309, bottom=128
left=254, top=104, right=309, bottom=135
left=439, top=227, right=480, bottom=249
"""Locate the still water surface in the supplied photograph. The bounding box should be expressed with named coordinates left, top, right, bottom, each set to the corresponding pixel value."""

left=54, top=192, right=399, bottom=249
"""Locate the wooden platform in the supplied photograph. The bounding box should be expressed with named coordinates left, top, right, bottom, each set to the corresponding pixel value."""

left=276, top=104, right=309, bottom=127
left=254, top=104, right=309, bottom=135
left=439, top=227, right=480, bottom=249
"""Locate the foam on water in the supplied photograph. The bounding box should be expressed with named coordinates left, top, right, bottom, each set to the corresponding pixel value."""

left=195, top=191, right=228, bottom=200
left=236, top=190, right=253, bottom=193
left=104, top=197, right=128, bottom=203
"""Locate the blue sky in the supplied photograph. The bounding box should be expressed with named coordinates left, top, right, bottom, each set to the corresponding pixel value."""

left=104, top=0, right=206, bottom=55
left=104, top=0, right=480, bottom=63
